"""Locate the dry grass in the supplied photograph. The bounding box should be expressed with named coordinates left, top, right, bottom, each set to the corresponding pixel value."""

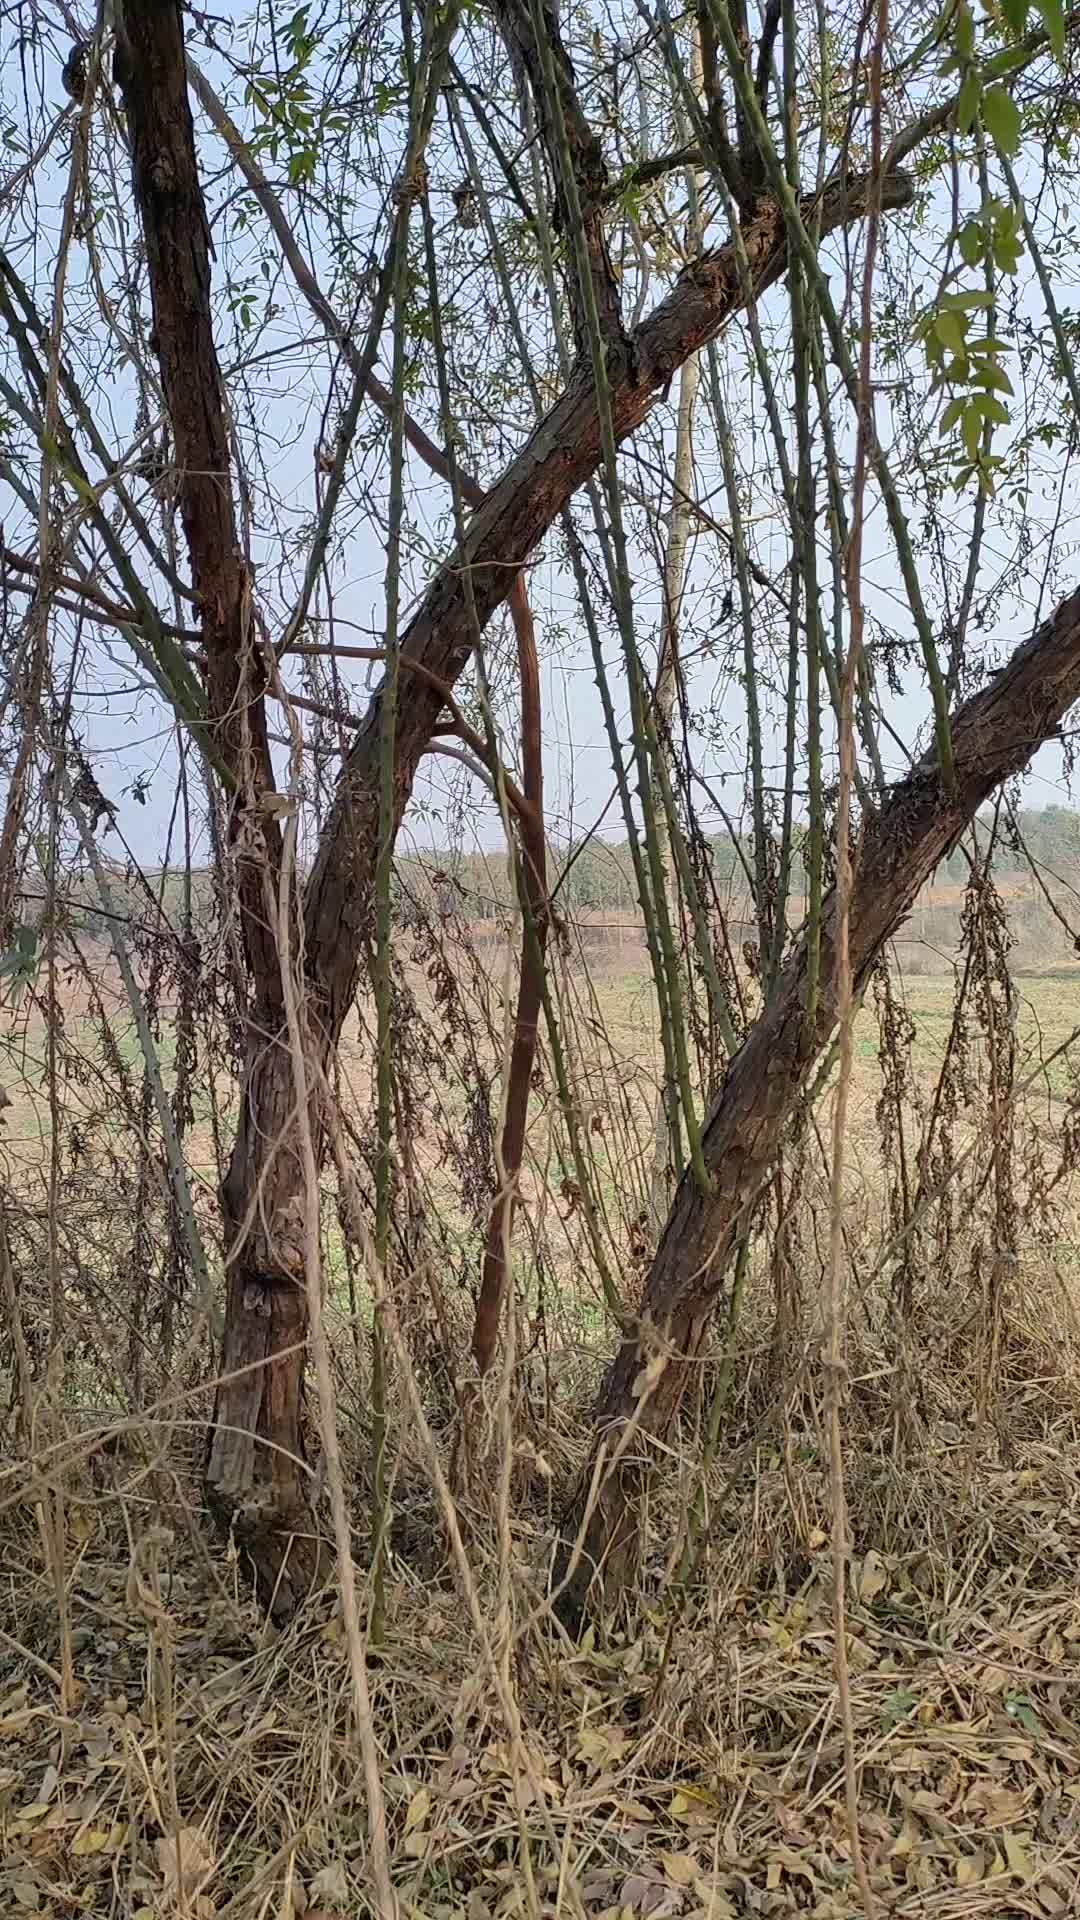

left=2, top=1261, right=1080, bottom=1919
left=3, top=936, right=1080, bottom=1919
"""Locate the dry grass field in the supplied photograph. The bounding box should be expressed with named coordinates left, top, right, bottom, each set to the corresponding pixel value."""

left=3, top=917, right=1080, bottom=1919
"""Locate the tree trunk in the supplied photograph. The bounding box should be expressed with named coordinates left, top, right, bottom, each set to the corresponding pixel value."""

left=120, top=0, right=921, bottom=1603
left=118, top=1, right=319, bottom=1598
left=205, top=1025, right=330, bottom=1607
left=648, top=347, right=700, bottom=1225
left=553, top=585, right=1080, bottom=1630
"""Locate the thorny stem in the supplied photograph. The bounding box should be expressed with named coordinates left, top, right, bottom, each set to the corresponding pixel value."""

left=450, top=85, right=625, bottom=1334
left=369, top=0, right=454, bottom=1643
left=524, top=0, right=710, bottom=1194
left=267, top=720, right=398, bottom=1920
left=704, top=0, right=955, bottom=786
left=831, top=0, right=888, bottom=1907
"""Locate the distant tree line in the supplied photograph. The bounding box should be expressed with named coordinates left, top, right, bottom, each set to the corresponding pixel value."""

left=24, top=806, right=1080, bottom=946
left=391, top=805, right=1080, bottom=925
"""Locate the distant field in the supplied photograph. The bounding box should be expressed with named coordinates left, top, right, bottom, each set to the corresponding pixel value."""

left=3, top=939, right=1078, bottom=1223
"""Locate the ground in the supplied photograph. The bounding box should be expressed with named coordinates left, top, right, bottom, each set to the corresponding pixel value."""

left=1, top=915, right=1080, bottom=1918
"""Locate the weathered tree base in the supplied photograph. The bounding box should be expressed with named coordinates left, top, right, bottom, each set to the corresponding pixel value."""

left=551, top=1416, right=679, bottom=1636
left=207, top=1485, right=332, bottom=1620
left=554, top=585, right=1080, bottom=1631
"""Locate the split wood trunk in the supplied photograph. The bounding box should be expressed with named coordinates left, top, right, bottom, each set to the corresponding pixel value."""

left=552, top=585, right=1080, bottom=1629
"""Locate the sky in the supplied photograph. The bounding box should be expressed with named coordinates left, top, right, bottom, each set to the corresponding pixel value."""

left=2, top=6, right=1079, bottom=889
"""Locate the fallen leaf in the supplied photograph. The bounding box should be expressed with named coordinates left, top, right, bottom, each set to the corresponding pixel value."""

left=578, top=1727, right=630, bottom=1768
left=669, top=1788, right=719, bottom=1817
left=965, top=1783, right=1026, bottom=1826
left=308, top=1862, right=349, bottom=1911
left=404, top=1786, right=431, bottom=1835
left=887, top=1747, right=935, bottom=1773
left=856, top=1550, right=889, bottom=1603
left=1003, top=1832, right=1033, bottom=1881
left=658, top=1853, right=697, bottom=1888
left=690, top=1893, right=737, bottom=1920
left=977, top=1664, right=1009, bottom=1696
left=156, top=1827, right=215, bottom=1897
left=890, top=1815, right=920, bottom=1859
left=620, top=1872, right=675, bottom=1916
left=954, top=1852, right=983, bottom=1887
left=772, top=1848, right=817, bottom=1886
left=72, top=1824, right=126, bottom=1857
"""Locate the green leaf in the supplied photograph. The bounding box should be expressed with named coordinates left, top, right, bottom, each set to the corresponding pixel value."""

left=982, top=85, right=1022, bottom=154
left=956, top=67, right=981, bottom=131
left=959, top=220, right=985, bottom=267
left=939, top=289, right=994, bottom=311
left=955, top=1, right=976, bottom=56
left=880, top=1686, right=918, bottom=1728
left=982, top=47, right=1035, bottom=76
left=1035, top=0, right=1065, bottom=56
left=962, top=401, right=983, bottom=461
left=1001, top=0, right=1029, bottom=29
left=934, top=309, right=969, bottom=353
left=972, top=393, right=1010, bottom=424
left=978, top=361, right=1015, bottom=393
left=1005, top=1690, right=1041, bottom=1732
left=939, top=396, right=966, bottom=434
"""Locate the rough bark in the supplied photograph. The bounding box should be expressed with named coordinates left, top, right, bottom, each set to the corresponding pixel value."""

left=120, top=0, right=917, bottom=1601
left=185, top=68, right=553, bottom=1379
left=302, top=171, right=914, bottom=1042
left=552, top=585, right=1080, bottom=1630
left=119, top=0, right=320, bottom=1603
left=493, top=0, right=625, bottom=353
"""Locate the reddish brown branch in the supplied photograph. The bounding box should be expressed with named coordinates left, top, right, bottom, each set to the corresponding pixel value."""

left=471, top=574, right=548, bottom=1375
left=115, top=1, right=282, bottom=1005
left=553, top=582, right=1080, bottom=1629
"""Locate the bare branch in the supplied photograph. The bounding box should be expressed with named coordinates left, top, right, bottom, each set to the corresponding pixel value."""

left=494, top=0, right=626, bottom=351
left=555, top=579, right=1080, bottom=1627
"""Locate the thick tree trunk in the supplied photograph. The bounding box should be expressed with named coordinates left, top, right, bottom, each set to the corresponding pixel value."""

left=119, top=2, right=321, bottom=1597
left=298, top=173, right=915, bottom=1037
left=120, top=0, right=920, bottom=1604
left=204, top=1025, right=330, bottom=1606
left=553, top=586, right=1080, bottom=1630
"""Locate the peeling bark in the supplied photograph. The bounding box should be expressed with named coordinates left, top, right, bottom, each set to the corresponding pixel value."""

left=302, top=173, right=914, bottom=1044
left=118, top=0, right=919, bottom=1605
left=119, top=0, right=320, bottom=1603
left=553, top=586, right=1080, bottom=1630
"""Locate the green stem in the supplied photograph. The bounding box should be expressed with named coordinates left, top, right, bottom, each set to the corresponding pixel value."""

left=523, top=5, right=709, bottom=1192
left=704, top=0, right=955, bottom=784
